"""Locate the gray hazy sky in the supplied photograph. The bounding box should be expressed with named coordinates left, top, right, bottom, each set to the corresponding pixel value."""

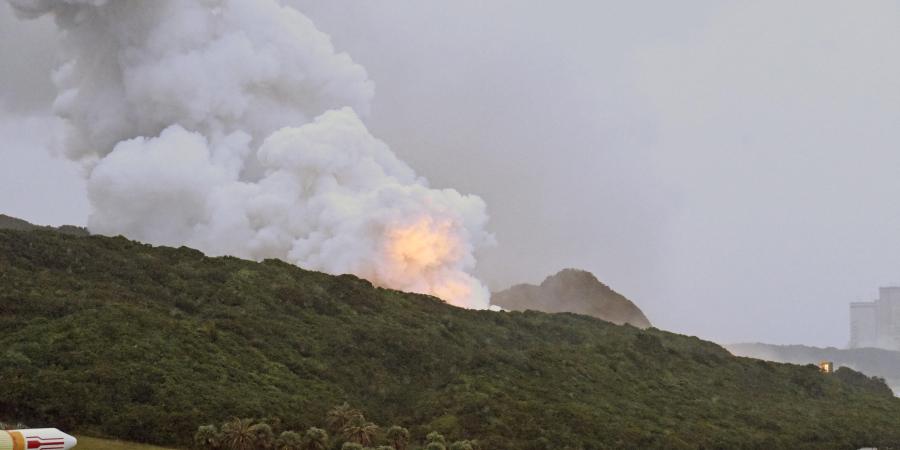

left=3, top=1, right=900, bottom=347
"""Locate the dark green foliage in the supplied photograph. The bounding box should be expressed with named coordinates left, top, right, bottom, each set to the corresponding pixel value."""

left=3, top=229, right=900, bottom=449
left=301, top=428, right=328, bottom=450
left=249, top=423, right=275, bottom=449
left=195, top=425, right=223, bottom=449
left=326, top=404, right=363, bottom=437
left=341, top=416, right=377, bottom=446
left=221, top=419, right=256, bottom=450
left=834, top=367, right=894, bottom=396
left=424, top=433, right=445, bottom=445
left=448, top=441, right=473, bottom=450
left=423, top=432, right=445, bottom=450
left=275, top=431, right=302, bottom=450
left=198, top=411, right=472, bottom=450
left=0, top=214, right=88, bottom=236
left=385, top=426, right=409, bottom=450
left=729, top=342, right=900, bottom=392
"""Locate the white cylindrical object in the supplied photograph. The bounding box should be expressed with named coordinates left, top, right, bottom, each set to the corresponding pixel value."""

left=0, top=429, right=77, bottom=450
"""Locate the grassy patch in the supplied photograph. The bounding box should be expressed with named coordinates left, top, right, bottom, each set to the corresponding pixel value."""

left=75, top=436, right=174, bottom=450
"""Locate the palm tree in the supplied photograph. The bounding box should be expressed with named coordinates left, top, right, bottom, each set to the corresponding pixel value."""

left=275, top=431, right=302, bottom=450
left=426, top=432, right=446, bottom=445
left=301, top=427, right=328, bottom=450
left=386, top=426, right=410, bottom=450
left=326, top=403, right=364, bottom=435
left=424, top=432, right=446, bottom=450
left=341, top=416, right=378, bottom=447
left=249, top=422, right=275, bottom=449
left=221, top=418, right=256, bottom=450
left=194, top=424, right=223, bottom=449
left=340, top=443, right=364, bottom=450
left=449, top=441, right=474, bottom=450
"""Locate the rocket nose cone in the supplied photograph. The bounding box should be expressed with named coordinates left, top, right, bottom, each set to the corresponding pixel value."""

left=14, top=429, right=78, bottom=449
left=62, top=432, right=77, bottom=449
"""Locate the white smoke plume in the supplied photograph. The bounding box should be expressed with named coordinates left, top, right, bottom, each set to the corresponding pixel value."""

left=9, top=0, right=493, bottom=308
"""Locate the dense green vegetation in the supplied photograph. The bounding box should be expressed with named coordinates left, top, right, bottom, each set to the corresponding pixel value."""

left=193, top=406, right=477, bottom=450
left=2, top=229, right=900, bottom=449
left=0, top=214, right=88, bottom=236
left=728, top=342, right=900, bottom=393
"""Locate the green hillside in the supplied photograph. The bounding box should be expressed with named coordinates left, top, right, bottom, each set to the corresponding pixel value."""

left=728, top=342, right=900, bottom=394
left=2, top=229, right=900, bottom=449
left=0, top=214, right=88, bottom=236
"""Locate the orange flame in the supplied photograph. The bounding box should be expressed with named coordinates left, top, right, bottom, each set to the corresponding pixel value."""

left=387, top=217, right=457, bottom=271
left=378, top=217, right=479, bottom=308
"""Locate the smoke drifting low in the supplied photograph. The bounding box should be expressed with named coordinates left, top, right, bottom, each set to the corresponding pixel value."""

left=10, top=0, right=492, bottom=308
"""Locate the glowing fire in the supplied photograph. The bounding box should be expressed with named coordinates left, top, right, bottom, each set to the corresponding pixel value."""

left=374, top=216, right=481, bottom=308
left=387, top=218, right=458, bottom=271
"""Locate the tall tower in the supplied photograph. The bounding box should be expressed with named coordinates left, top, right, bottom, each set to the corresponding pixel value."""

left=849, top=301, right=877, bottom=348
left=877, top=287, right=900, bottom=350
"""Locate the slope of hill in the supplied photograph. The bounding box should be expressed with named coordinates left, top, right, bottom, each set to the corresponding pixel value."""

left=74, top=436, right=174, bottom=450
left=491, top=268, right=652, bottom=328
left=3, top=229, right=900, bottom=449
left=0, top=214, right=88, bottom=236
left=728, top=342, right=900, bottom=393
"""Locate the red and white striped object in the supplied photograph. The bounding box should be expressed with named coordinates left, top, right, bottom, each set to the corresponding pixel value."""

left=0, top=429, right=77, bottom=450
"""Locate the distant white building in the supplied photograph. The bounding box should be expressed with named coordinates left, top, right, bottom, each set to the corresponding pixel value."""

left=850, top=286, right=900, bottom=350
left=850, top=301, right=877, bottom=348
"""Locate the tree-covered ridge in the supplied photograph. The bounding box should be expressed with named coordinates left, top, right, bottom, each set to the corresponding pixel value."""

left=728, top=342, right=900, bottom=394
left=193, top=404, right=478, bottom=450
left=1, top=229, right=900, bottom=449
left=0, top=214, right=88, bottom=236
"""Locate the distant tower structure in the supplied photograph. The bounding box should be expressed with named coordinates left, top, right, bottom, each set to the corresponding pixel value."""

left=819, top=360, right=834, bottom=374
left=850, top=301, right=878, bottom=348
left=849, top=286, right=900, bottom=350
left=876, top=287, right=900, bottom=350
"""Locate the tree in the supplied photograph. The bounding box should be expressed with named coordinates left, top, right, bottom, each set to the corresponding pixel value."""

left=386, top=426, right=410, bottom=450
left=301, top=427, right=328, bottom=450
left=342, top=416, right=378, bottom=447
left=424, top=432, right=447, bottom=450
left=275, top=431, right=302, bottom=450
left=194, top=424, right=223, bottom=449
left=449, top=441, right=474, bottom=450
left=249, top=422, right=275, bottom=449
left=340, top=443, right=364, bottom=450
left=426, top=432, right=445, bottom=444
left=222, top=418, right=256, bottom=450
left=326, top=403, right=364, bottom=435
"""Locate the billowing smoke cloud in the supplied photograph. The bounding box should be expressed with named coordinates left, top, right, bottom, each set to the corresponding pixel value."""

left=9, top=0, right=492, bottom=308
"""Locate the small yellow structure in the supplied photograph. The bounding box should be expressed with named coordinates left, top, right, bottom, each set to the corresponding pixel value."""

left=819, top=360, right=834, bottom=374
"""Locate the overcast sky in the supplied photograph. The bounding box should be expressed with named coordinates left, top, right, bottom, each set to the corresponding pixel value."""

left=3, top=1, right=900, bottom=348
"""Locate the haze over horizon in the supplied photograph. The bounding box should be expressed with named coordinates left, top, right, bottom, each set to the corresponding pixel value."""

left=4, top=1, right=900, bottom=349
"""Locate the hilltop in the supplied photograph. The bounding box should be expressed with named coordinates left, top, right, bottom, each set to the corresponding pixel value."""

left=0, top=214, right=88, bottom=236
left=728, top=342, right=900, bottom=393
left=2, top=228, right=900, bottom=449
left=491, top=268, right=652, bottom=328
